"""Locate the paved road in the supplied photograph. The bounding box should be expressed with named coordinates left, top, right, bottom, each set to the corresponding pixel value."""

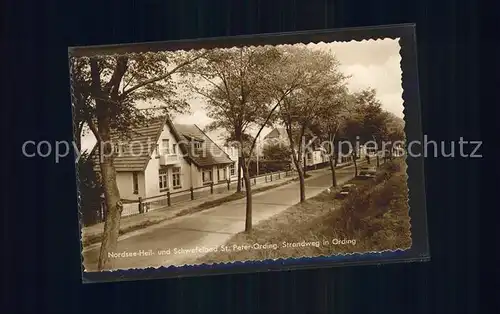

left=83, top=165, right=360, bottom=271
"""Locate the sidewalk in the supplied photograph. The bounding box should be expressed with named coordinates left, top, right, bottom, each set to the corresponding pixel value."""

left=81, top=165, right=333, bottom=249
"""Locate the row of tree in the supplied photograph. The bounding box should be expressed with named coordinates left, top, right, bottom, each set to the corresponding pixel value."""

left=71, top=45, right=404, bottom=270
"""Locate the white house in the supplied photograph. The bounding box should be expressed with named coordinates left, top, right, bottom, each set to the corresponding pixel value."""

left=263, top=127, right=289, bottom=146
left=89, top=116, right=240, bottom=201
left=305, top=148, right=329, bottom=167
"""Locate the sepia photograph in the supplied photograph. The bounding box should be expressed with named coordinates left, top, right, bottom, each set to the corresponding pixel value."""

left=70, top=27, right=426, bottom=279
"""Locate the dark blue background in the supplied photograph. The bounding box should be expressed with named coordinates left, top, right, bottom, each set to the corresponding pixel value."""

left=3, top=0, right=483, bottom=313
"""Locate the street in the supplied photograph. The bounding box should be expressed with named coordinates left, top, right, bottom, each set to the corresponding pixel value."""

left=83, top=164, right=361, bottom=271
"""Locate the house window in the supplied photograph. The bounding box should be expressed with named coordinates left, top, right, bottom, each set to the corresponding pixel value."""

left=132, top=172, right=139, bottom=194
left=159, top=169, right=168, bottom=192
left=172, top=143, right=177, bottom=154
left=172, top=167, right=181, bottom=189
left=229, top=163, right=235, bottom=176
left=217, top=166, right=227, bottom=181
left=202, top=168, right=212, bottom=184
left=114, top=143, right=123, bottom=155
left=194, top=141, right=202, bottom=149
left=162, top=139, right=170, bottom=155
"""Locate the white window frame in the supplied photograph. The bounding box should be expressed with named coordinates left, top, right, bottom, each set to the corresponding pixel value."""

left=159, top=169, right=168, bottom=192
left=172, top=167, right=181, bottom=189
left=132, top=172, right=139, bottom=194
left=162, top=139, right=170, bottom=155
left=202, top=168, right=213, bottom=184
left=217, top=166, right=227, bottom=181
left=229, top=163, right=235, bottom=176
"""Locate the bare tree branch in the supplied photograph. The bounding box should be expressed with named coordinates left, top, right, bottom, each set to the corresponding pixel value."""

left=122, top=51, right=208, bottom=97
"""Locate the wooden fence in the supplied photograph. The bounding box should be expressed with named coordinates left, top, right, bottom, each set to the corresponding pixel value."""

left=117, top=168, right=298, bottom=218
left=86, top=161, right=348, bottom=226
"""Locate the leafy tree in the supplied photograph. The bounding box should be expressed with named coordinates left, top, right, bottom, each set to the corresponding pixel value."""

left=340, top=100, right=364, bottom=176
left=184, top=46, right=290, bottom=232
left=78, top=152, right=104, bottom=226
left=383, top=112, right=406, bottom=159
left=220, top=130, right=254, bottom=190
left=71, top=58, right=94, bottom=151
left=350, top=88, right=388, bottom=168
left=310, top=87, right=351, bottom=187
left=272, top=47, right=346, bottom=202
left=69, top=50, right=205, bottom=270
left=261, top=142, right=292, bottom=161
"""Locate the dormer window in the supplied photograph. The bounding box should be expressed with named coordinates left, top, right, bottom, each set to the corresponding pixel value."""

left=193, top=141, right=202, bottom=149
left=161, top=139, right=170, bottom=155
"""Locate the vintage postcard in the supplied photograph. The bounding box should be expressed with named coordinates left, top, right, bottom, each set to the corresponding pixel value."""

left=69, top=24, right=429, bottom=283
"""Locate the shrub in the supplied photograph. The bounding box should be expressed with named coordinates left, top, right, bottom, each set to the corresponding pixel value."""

left=197, top=158, right=412, bottom=263
left=322, top=159, right=411, bottom=251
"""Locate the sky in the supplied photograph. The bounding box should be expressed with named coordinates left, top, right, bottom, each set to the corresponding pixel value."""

left=80, top=38, right=403, bottom=152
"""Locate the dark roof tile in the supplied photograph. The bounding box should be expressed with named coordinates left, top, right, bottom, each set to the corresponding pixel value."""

left=174, top=124, right=233, bottom=167
left=88, top=116, right=233, bottom=172
left=89, top=117, right=166, bottom=172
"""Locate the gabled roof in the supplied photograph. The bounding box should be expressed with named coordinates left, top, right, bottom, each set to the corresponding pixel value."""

left=89, top=116, right=170, bottom=172
left=264, top=128, right=287, bottom=140
left=89, top=116, right=233, bottom=172
left=174, top=124, right=234, bottom=167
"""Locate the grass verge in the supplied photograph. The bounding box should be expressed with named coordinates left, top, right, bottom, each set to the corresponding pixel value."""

left=197, top=159, right=411, bottom=264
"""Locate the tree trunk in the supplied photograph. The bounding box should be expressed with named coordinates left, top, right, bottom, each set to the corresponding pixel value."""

left=297, top=167, right=306, bottom=202
left=372, top=136, right=380, bottom=168
left=97, top=159, right=122, bottom=270
left=89, top=56, right=128, bottom=271
left=303, top=155, right=307, bottom=176
left=352, top=152, right=358, bottom=177
left=291, top=152, right=306, bottom=202
left=241, top=158, right=253, bottom=232
left=236, top=156, right=242, bottom=192
left=74, top=121, right=84, bottom=153
left=329, top=156, right=337, bottom=187
left=286, top=126, right=306, bottom=203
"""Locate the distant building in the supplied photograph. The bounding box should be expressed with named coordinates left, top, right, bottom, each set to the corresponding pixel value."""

left=391, top=142, right=405, bottom=157
left=263, top=127, right=288, bottom=146
left=263, top=127, right=328, bottom=167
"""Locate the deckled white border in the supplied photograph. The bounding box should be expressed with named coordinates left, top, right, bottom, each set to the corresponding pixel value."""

left=70, top=37, right=414, bottom=274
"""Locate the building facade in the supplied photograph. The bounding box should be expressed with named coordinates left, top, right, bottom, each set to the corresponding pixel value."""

left=263, top=127, right=330, bottom=167
left=89, top=116, right=240, bottom=201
